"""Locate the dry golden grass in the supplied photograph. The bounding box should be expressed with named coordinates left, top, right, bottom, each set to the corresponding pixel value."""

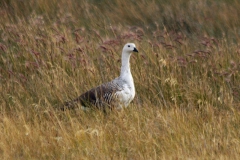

left=0, top=0, right=240, bottom=159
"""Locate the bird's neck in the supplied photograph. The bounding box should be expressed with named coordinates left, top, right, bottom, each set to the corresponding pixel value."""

left=120, top=52, right=132, bottom=80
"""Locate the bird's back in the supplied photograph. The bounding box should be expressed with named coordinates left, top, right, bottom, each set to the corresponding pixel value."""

left=63, top=77, right=134, bottom=110
left=78, top=79, right=122, bottom=108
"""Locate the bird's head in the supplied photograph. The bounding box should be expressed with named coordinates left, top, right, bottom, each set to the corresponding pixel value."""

left=123, top=43, right=138, bottom=54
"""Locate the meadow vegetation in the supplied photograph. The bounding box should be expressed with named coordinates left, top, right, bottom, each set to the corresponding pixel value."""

left=0, top=0, right=240, bottom=159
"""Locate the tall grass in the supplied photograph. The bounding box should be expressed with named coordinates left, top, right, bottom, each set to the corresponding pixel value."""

left=0, top=0, right=240, bottom=159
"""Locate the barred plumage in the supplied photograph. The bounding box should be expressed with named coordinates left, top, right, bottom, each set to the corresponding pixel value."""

left=62, top=43, right=138, bottom=111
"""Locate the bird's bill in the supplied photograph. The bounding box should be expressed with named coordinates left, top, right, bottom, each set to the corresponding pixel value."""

left=133, top=47, right=138, bottom=52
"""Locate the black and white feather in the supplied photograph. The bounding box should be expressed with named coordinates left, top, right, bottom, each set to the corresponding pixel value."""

left=62, top=43, right=138, bottom=111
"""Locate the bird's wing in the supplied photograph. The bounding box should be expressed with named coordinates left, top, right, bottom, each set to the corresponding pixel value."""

left=75, top=80, right=123, bottom=108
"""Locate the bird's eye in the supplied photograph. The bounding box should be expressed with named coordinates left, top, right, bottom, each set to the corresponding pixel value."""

left=128, top=45, right=130, bottom=47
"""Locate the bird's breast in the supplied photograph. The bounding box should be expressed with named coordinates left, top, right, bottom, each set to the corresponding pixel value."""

left=116, top=83, right=135, bottom=107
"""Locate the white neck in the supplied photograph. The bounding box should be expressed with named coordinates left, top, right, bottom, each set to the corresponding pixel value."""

left=119, top=49, right=136, bottom=101
left=120, top=52, right=132, bottom=79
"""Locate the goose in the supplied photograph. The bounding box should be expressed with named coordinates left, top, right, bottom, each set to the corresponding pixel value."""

left=62, top=43, right=138, bottom=112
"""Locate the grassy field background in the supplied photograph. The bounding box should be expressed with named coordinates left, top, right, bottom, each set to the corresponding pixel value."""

left=0, top=0, right=240, bottom=159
